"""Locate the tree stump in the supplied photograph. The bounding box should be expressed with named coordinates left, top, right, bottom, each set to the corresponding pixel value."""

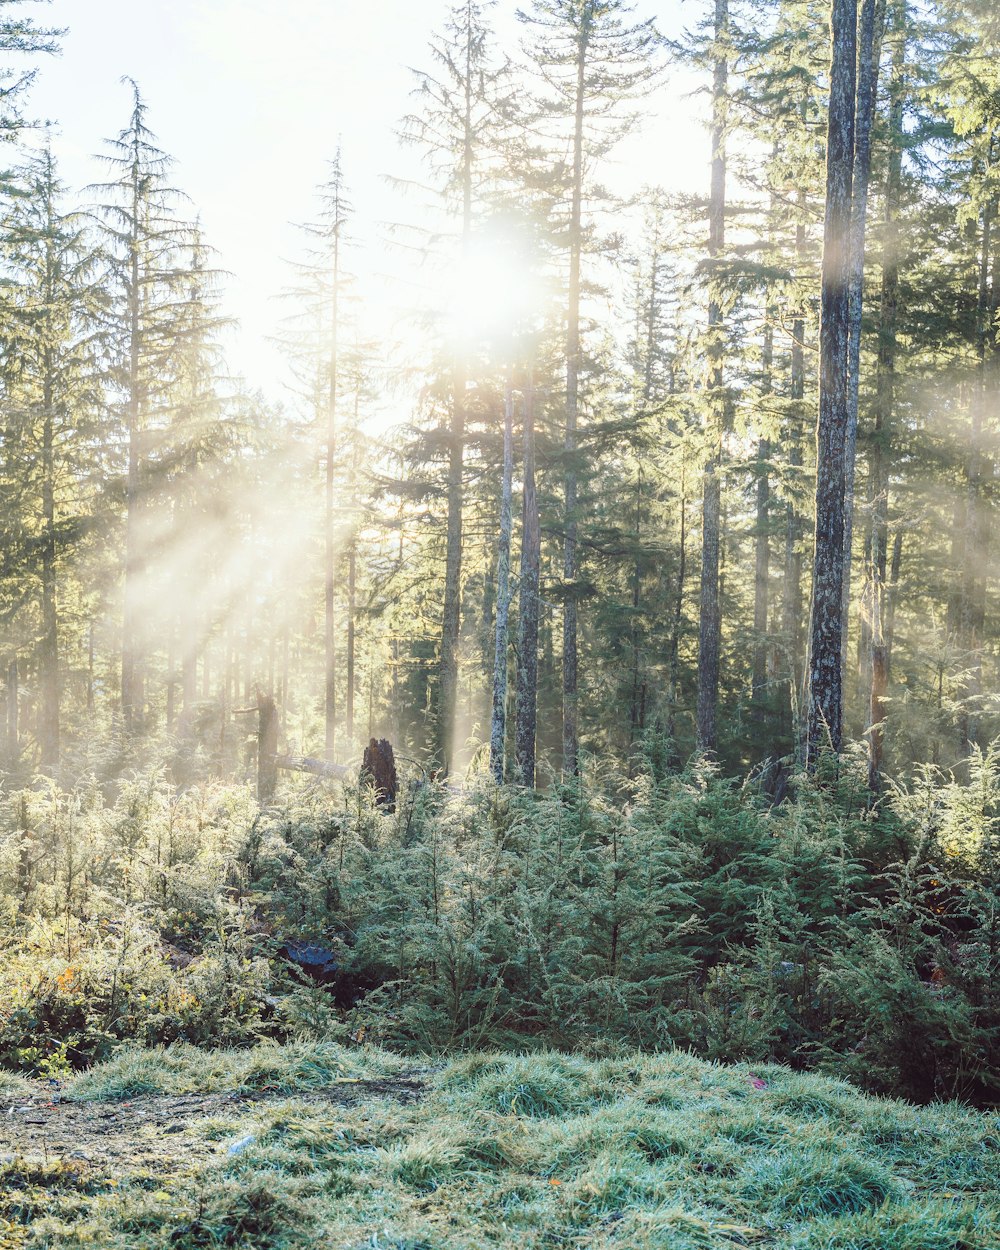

left=362, top=738, right=398, bottom=809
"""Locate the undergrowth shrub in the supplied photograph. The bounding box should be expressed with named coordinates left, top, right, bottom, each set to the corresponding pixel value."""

left=1, top=737, right=999, bottom=1101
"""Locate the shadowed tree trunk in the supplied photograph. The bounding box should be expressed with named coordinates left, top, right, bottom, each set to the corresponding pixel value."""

left=841, top=0, right=886, bottom=684
left=783, top=211, right=807, bottom=757
left=752, top=312, right=773, bottom=749
left=807, top=0, right=858, bottom=764
left=958, top=189, right=995, bottom=760
left=667, top=463, right=687, bottom=752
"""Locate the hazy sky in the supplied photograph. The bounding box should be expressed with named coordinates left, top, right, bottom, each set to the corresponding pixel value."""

left=22, top=0, right=702, bottom=396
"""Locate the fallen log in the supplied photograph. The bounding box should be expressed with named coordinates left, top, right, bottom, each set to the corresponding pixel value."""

left=275, top=753, right=350, bottom=780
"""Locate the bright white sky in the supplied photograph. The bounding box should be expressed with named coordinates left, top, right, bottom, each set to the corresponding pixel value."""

left=22, top=0, right=703, bottom=399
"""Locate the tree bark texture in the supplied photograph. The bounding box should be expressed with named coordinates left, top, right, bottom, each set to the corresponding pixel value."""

left=807, top=0, right=857, bottom=764
left=841, top=0, right=886, bottom=681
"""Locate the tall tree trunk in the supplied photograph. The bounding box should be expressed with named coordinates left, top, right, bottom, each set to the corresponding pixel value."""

left=959, top=189, right=994, bottom=759
left=667, top=465, right=687, bottom=752
left=562, top=20, right=588, bottom=778
left=866, top=8, right=903, bottom=792
left=6, top=660, right=18, bottom=757
left=841, top=0, right=886, bottom=685
left=438, top=17, right=478, bottom=776
left=440, top=369, right=466, bottom=772
left=121, top=159, right=142, bottom=734
left=324, top=215, right=341, bottom=759
left=629, top=467, right=644, bottom=746
left=166, top=626, right=176, bottom=730
left=490, top=382, right=515, bottom=782
left=347, top=540, right=356, bottom=749
left=752, top=314, right=773, bottom=747
left=697, top=0, right=728, bottom=754
left=807, top=0, right=857, bottom=764
left=783, top=215, right=807, bottom=756
left=39, top=366, right=59, bottom=769
left=515, top=375, right=540, bottom=787
left=87, top=622, right=95, bottom=715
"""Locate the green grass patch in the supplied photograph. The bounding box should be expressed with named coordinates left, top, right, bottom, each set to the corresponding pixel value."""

left=64, top=1039, right=406, bottom=1100
left=2, top=1044, right=998, bottom=1248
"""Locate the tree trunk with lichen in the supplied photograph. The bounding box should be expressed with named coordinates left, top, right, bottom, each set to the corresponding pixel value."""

left=807, top=0, right=857, bottom=764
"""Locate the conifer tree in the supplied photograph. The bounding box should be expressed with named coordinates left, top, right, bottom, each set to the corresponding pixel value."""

left=518, top=0, right=660, bottom=776
left=401, top=0, right=513, bottom=774
left=696, top=0, right=729, bottom=754
left=806, top=0, right=858, bottom=762
left=0, top=0, right=59, bottom=142
left=90, top=80, right=202, bottom=734
left=0, top=144, right=104, bottom=768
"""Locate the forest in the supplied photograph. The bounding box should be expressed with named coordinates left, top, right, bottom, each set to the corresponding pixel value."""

left=0, top=0, right=999, bottom=1247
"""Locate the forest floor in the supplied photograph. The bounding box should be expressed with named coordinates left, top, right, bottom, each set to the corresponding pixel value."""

left=0, top=1042, right=997, bottom=1249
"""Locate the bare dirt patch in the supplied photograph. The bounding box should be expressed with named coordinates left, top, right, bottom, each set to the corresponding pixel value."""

left=0, top=1074, right=428, bottom=1171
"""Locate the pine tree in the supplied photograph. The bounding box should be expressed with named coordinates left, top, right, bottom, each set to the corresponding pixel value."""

left=696, top=0, right=729, bottom=755
left=806, top=0, right=858, bottom=762
left=0, top=144, right=104, bottom=768
left=518, top=0, right=661, bottom=776
left=90, top=80, right=203, bottom=734
left=0, top=0, right=59, bottom=142
left=401, top=0, right=513, bottom=774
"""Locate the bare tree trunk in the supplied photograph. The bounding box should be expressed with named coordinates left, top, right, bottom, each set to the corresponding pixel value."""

left=438, top=21, right=478, bottom=776
left=629, top=467, right=644, bottom=746
left=440, top=363, right=466, bottom=773
left=752, top=312, right=773, bottom=746
left=958, top=191, right=994, bottom=759
left=347, top=540, right=356, bottom=749
left=697, top=0, right=728, bottom=755
left=784, top=216, right=807, bottom=757
left=87, top=622, right=94, bottom=715
left=841, top=0, right=886, bottom=685
left=324, top=214, right=341, bottom=760
left=866, top=8, right=903, bottom=792
left=666, top=459, right=688, bottom=753
left=6, top=660, right=17, bottom=757
left=166, top=625, right=176, bottom=730
left=807, top=0, right=857, bottom=764
left=490, top=383, right=515, bottom=783
left=515, top=376, right=540, bottom=787
left=121, top=165, right=143, bottom=734
left=39, top=369, right=59, bottom=769
left=562, top=23, right=588, bottom=779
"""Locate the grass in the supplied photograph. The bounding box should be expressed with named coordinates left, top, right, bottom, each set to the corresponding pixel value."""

left=63, top=1039, right=409, bottom=1100
left=0, top=1043, right=997, bottom=1248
